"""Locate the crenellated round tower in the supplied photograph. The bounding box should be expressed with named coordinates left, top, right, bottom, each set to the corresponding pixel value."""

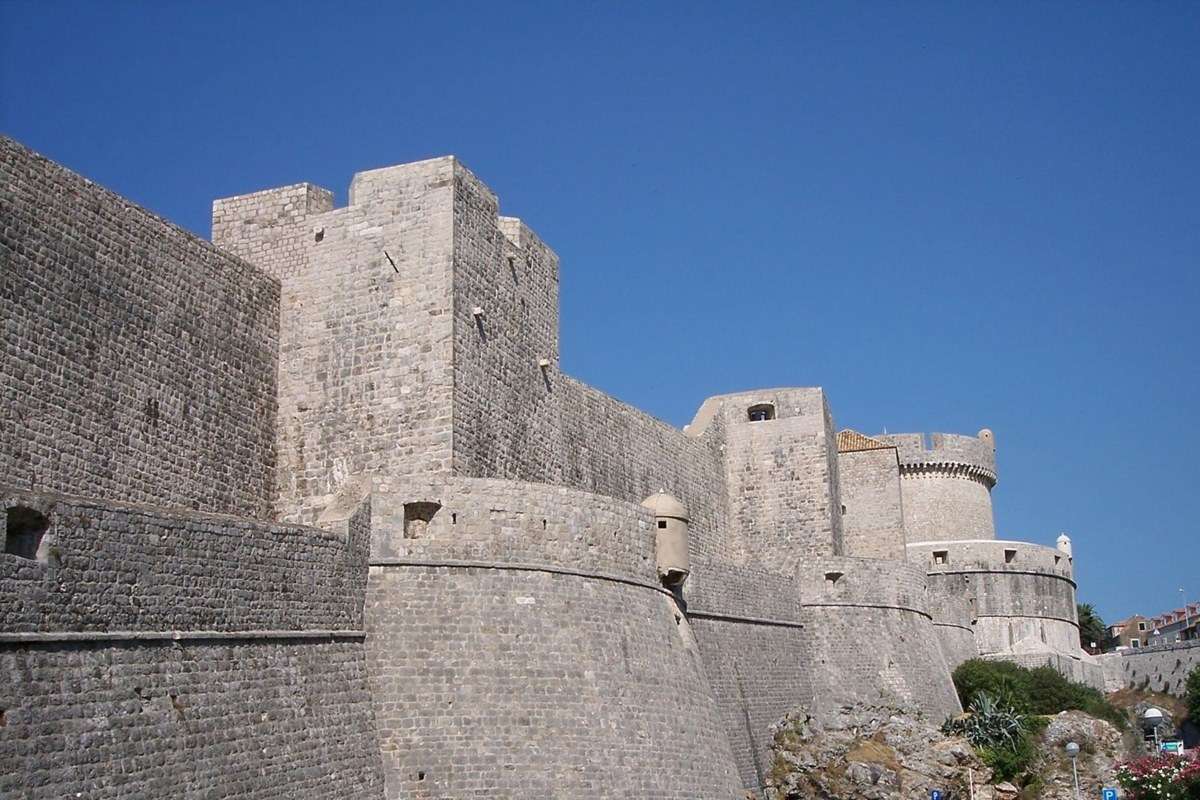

left=878, top=429, right=997, bottom=543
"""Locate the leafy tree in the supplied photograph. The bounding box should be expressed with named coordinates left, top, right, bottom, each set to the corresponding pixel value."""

left=1186, top=665, right=1200, bottom=724
left=1077, top=602, right=1107, bottom=650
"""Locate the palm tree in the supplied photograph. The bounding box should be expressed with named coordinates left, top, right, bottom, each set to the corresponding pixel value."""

left=1077, top=602, right=1107, bottom=652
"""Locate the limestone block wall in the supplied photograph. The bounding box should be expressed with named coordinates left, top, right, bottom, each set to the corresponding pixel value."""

left=880, top=432, right=997, bottom=543
left=911, top=540, right=1080, bottom=657
left=2, top=136, right=278, bottom=518
left=932, top=594, right=980, bottom=671
left=837, top=446, right=906, bottom=560
left=362, top=481, right=743, bottom=799
left=1098, top=641, right=1200, bottom=695
left=693, top=389, right=844, bottom=567
left=685, top=564, right=813, bottom=793
left=795, top=556, right=962, bottom=721
left=553, top=377, right=730, bottom=561
left=213, top=159, right=459, bottom=524
left=365, top=475, right=658, bottom=579
left=449, top=164, right=561, bottom=484
left=440, top=161, right=733, bottom=562
left=0, top=486, right=383, bottom=800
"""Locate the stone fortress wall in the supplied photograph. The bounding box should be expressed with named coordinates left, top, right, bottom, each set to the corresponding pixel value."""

left=1, top=139, right=383, bottom=799
left=0, top=485, right=383, bottom=800
left=213, top=158, right=756, bottom=796
left=909, top=539, right=1080, bottom=656
left=1097, top=640, right=1200, bottom=696
left=795, top=556, right=962, bottom=717
left=0, top=136, right=1103, bottom=799
left=880, top=428, right=1102, bottom=687
left=213, top=158, right=965, bottom=796
left=879, top=431, right=998, bottom=543
left=1, top=137, right=278, bottom=519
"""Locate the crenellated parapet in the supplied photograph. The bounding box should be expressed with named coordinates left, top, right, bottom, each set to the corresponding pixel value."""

left=880, top=431, right=997, bottom=488
left=877, top=430, right=998, bottom=543
left=907, top=539, right=1075, bottom=582
left=908, top=538, right=1082, bottom=666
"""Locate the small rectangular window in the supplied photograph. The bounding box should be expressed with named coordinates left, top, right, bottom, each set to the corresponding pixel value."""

left=657, top=520, right=667, bottom=529
left=1138, top=622, right=1147, bottom=631
left=1004, top=548, right=1017, bottom=564
left=933, top=550, right=948, bottom=566
left=1131, top=639, right=1140, bottom=648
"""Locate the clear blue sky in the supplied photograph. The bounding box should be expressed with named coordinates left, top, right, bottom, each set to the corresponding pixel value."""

left=2, top=2, right=1197, bottom=626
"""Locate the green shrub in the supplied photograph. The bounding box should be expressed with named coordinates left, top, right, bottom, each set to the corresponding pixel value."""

left=952, top=660, right=1030, bottom=710
left=942, top=692, right=1024, bottom=749
left=979, top=732, right=1038, bottom=783
left=951, top=659, right=1127, bottom=730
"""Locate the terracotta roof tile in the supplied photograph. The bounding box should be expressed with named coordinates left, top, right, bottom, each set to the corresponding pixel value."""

left=837, top=429, right=896, bottom=454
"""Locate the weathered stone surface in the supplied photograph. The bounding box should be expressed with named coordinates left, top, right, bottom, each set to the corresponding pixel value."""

left=0, top=135, right=1103, bottom=799
left=1, top=137, right=278, bottom=519
left=764, top=704, right=993, bottom=800
left=1098, top=640, right=1200, bottom=696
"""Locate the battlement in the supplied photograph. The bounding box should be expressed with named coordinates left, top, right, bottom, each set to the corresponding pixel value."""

left=0, top=485, right=372, bottom=634
left=907, top=539, right=1075, bottom=582
left=879, top=430, right=997, bottom=487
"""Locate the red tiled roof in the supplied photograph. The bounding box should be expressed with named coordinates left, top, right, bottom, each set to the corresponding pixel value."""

left=837, top=430, right=895, bottom=454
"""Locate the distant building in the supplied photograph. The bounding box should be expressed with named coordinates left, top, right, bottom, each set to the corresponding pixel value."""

left=1107, top=604, right=1199, bottom=650
left=1108, top=615, right=1151, bottom=650
left=1145, top=603, right=1200, bottom=646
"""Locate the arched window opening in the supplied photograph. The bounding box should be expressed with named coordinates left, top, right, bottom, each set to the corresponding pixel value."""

left=747, top=403, right=775, bottom=423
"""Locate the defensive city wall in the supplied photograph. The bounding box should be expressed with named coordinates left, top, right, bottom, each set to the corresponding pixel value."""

left=1, top=135, right=1098, bottom=798
left=1097, top=640, right=1200, bottom=697
left=0, top=486, right=383, bottom=799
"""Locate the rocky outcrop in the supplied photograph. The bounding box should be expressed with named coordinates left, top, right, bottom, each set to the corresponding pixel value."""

left=764, top=705, right=1132, bottom=800
left=1033, top=711, right=1127, bottom=800
left=764, top=705, right=992, bottom=799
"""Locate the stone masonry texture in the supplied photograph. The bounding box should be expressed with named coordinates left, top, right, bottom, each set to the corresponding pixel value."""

left=1, top=137, right=278, bottom=519
left=0, top=486, right=383, bottom=799
left=837, top=446, right=906, bottom=560
left=0, top=136, right=1101, bottom=798
left=1097, top=640, right=1200, bottom=696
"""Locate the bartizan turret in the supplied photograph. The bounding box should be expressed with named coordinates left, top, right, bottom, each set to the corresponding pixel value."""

left=641, top=491, right=690, bottom=587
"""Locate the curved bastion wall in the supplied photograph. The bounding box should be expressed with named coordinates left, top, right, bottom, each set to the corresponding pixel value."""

left=930, top=593, right=980, bottom=671
left=794, top=556, right=962, bottom=721
left=908, top=540, right=1080, bottom=657
left=879, top=432, right=997, bottom=543
left=683, top=563, right=814, bottom=792
left=360, top=476, right=744, bottom=799
left=0, top=486, right=383, bottom=800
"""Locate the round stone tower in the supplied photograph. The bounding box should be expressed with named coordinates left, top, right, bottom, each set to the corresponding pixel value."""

left=878, top=430, right=997, bottom=542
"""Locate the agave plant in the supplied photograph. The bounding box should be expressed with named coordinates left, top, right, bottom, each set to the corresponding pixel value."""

left=942, top=691, right=1025, bottom=750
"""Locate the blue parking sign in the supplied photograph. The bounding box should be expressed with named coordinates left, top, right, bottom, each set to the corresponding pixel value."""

left=930, top=791, right=942, bottom=800
left=1102, top=789, right=1118, bottom=800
